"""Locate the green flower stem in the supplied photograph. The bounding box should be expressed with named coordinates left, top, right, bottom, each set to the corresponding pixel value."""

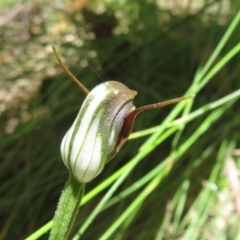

left=49, top=176, right=85, bottom=240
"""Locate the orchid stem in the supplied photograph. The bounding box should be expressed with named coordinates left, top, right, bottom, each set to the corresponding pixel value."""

left=49, top=176, right=85, bottom=240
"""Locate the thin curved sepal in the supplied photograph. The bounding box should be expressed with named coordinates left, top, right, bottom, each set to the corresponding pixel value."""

left=50, top=32, right=90, bottom=95
left=108, top=95, right=194, bottom=159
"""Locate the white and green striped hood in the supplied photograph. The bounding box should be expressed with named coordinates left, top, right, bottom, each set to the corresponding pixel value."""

left=60, top=81, right=137, bottom=183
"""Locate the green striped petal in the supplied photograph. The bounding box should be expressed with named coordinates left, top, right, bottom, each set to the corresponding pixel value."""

left=60, top=81, right=136, bottom=182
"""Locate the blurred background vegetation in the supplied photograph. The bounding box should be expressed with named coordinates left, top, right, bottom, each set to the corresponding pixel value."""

left=1, top=0, right=240, bottom=239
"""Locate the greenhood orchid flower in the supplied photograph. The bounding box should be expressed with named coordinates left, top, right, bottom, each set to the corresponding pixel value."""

left=49, top=39, right=193, bottom=240
left=61, top=81, right=137, bottom=182
left=52, top=42, right=192, bottom=183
